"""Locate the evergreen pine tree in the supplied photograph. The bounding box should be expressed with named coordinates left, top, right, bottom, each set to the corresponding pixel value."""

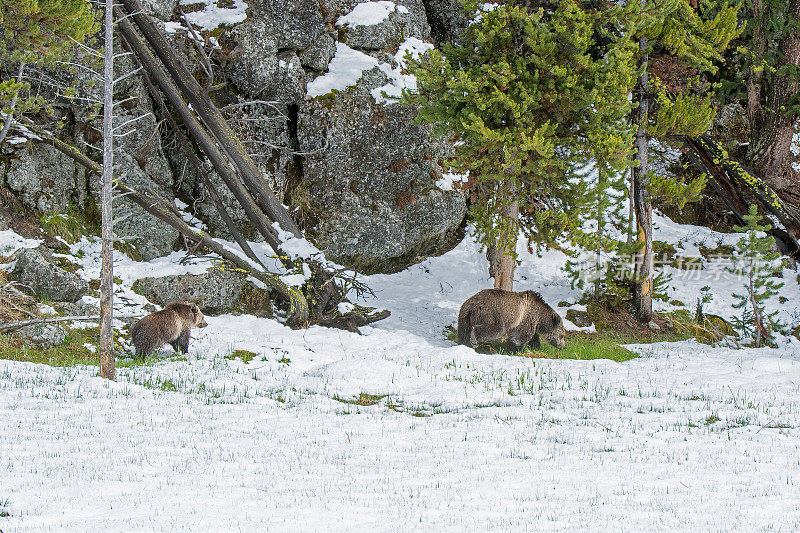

left=405, top=0, right=637, bottom=290
left=0, top=0, right=97, bottom=144
left=726, top=204, right=785, bottom=347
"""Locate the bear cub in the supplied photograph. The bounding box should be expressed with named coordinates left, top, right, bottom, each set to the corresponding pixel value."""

left=131, top=302, right=208, bottom=359
left=457, top=289, right=566, bottom=351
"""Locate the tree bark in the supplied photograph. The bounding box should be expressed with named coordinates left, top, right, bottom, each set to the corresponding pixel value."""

left=100, top=0, right=115, bottom=380
left=632, top=35, right=653, bottom=323
left=118, top=0, right=302, bottom=237
left=746, top=0, right=800, bottom=194
left=118, top=28, right=266, bottom=269
left=682, top=135, right=800, bottom=258
left=493, top=179, right=518, bottom=292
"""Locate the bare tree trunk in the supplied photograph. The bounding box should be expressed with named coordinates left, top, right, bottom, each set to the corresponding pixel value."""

left=632, top=35, right=653, bottom=323
left=119, top=0, right=302, bottom=237
left=117, top=27, right=267, bottom=268
left=0, top=62, right=25, bottom=146
left=493, top=179, right=518, bottom=292
left=100, top=0, right=115, bottom=380
left=746, top=0, right=800, bottom=195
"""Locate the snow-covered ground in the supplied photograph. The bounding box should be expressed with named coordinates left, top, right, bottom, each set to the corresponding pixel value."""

left=2, top=213, right=800, bottom=531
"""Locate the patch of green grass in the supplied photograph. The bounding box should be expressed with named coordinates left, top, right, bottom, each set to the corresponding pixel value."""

left=444, top=327, right=685, bottom=362
left=39, top=211, right=98, bottom=244
left=0, top=327, right=159, bottom=369
left=225, top=349, right=257, bottom=364
left=160, top=379, right=177, bottom=392
left=0, top=328, right=99, bottom=366
left=333, top=392, right=387, bottom=406
left=509, top=332, right=638, bottom=362
left=705, top=414, right=721, bottom=425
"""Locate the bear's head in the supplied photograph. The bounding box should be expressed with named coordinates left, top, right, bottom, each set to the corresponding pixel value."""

left=186, top=302, right=208, bottom=328
left=545, top=312, right=566, bottom=348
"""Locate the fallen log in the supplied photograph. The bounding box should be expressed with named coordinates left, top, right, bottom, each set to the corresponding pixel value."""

left=682, top=135, right=800, bottom=258
left=25, top=121, right=310, bottom=325
left=119, top=0, right=302, bottom=238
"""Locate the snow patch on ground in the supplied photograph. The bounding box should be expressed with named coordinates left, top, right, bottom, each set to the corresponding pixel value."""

left=0, top=229, right=41, bottom=255
left=2, top=211, right=800, bottom=530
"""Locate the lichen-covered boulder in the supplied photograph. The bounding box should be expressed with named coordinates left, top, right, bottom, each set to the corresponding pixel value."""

left=335, top=0, right=430, bottom=51
left=132, top=267, right=249, bottom=315
left=300, top=33, right=337, bottom=71
left=3, top=143, right=84, bottom=213
left=221, top=0, right=327, bottom=103
left=10, top=248, right=88, bottom=303
left=420, top=0, right=469, bottom=45
left=300, top=73, right=466, bottom=273
left=16, top=323, right=67, bottom=350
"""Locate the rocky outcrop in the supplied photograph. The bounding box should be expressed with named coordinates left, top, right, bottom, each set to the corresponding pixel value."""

left=10, top=248, right=88, bottom=303
left=16, top=323, right=67, bottom=350
left=300, top=71, right=465, bottom=272
left=336, top=0, right=430, bottom=50
left=204, top=0, right=466, bottom=272
left=132, top=267, right=250, bottom=315
left=420, top=0, right=468, bottom=45
left=3, top=143, right=84, bottom=213
left=4, top=0, right=471, bottom=274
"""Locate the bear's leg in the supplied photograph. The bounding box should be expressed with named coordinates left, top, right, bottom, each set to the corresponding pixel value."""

left=170, top=340, right=181, bottom=353
left=471, top=322, right=504, bottom=344
left=507, top=331, right=528, bottom=353
left=177, top=330, right=190, bottom=354
left=530, top=333, right=541, bottom=350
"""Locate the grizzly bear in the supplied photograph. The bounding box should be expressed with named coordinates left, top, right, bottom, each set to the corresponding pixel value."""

left=457, top=289, right=566, bottom=351
left=130, top=302, right=208, bottom=358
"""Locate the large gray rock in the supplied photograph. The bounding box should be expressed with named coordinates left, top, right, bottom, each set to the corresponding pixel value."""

left=221, top=0, right=326, bottom=102
left=3, top=143, right=84, bottom=213
left=300, top=72, right=466, bottom=273
left=10, top=248, right=88, bottom=303
left=300, top=33, right=337, bottom=71
left=142, top=0, right=177, bottom=20
left=336, top=0, right=430, bottom=50
left=132, top=268, right=248, bottom=315
left=16, top=323, right=67, bottom=350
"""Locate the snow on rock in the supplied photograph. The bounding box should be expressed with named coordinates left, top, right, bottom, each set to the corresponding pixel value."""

left=435, top=171, right=468, bottom=192
left=306, top=43, right=379, bottom=98
left=372, top=37, right=434, bottom=103
left=179, top=0, right=247, bottom=31
left=336, top=1, right=408, bottom=28
left=0, top=229, right=41, bottom=256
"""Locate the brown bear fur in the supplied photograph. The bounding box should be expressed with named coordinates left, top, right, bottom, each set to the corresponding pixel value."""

left=130, top=302, right=208, bottom=359
left=457, top=289, right=566, bottom=351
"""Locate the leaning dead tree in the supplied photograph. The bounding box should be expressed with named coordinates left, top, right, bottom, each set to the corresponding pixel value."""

left=682, top=135, right=800, bottom=259
left=118, top=0, right=301, bottom=238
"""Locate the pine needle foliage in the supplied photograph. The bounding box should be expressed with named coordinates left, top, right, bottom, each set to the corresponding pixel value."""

left=726, top=205, right=785, bottom=347
left=0, top=0, right=97, bottom=129
left=404, top=0, right=637, bottom=261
